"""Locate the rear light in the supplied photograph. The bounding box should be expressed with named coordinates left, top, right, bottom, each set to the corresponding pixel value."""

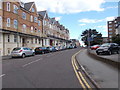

left=19, top=50, right=23, bottom=53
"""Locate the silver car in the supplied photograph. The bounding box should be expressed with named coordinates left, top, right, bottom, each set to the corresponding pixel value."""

left=11, top=47, right=35, bottom=58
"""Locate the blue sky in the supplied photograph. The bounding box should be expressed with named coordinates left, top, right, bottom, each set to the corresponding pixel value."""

left=22, top=0, right=119, bottom=45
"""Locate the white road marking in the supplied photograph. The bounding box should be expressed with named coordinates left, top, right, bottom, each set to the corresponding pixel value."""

left=0, top=74, right=5, bottom=77
left=22, top=58, right=43, bottom=67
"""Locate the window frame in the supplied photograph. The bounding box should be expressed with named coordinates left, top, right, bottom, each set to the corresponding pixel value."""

left=35, top=38, right=37, bottom=44
left=22, top=12, right=26, bottom=20
left=22, top=24, right=26, bottom=32
left=13, top=5, right=18, bottom=14
left=31, top=8, right=35, bottom=12
left=0, top=16, right=2, bottom=28
left=14, top=35, right=17, bottom=42
left=30, top=15, right=33, bottom=22
left=34, top=17, right=37, bottom=23
left=38, top=20, right=41, bottom=26
left=7, top=2, right=10, bottom=11
left=31, top=26, right=34, bottom=33
left=8, top=35, right=10, bottom=42
left=14, top=19, right=18, bottom=29
left=7, top=18, right=10, bottom=27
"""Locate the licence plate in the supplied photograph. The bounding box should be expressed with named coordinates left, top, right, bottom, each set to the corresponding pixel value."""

left=98, top=51, right=102, bottom=52
left=13, top=54, right=17, bottom=56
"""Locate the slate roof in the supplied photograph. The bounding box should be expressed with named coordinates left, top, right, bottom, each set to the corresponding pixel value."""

left=24, top=2, right=34, bottom=11
left=49, top=18, right=56, bottom=24
left=38, top=11, right=47, bottom=17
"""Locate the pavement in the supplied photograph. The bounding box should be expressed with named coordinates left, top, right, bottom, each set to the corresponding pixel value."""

left=76, top=49, right=119, bottom=88
left=2, top=55, right=11, bottom=60
left=89, top=49, right=120, bottom=63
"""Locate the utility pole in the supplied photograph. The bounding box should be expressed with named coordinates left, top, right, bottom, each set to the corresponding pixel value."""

left=87, top=29, right=91, bottom=50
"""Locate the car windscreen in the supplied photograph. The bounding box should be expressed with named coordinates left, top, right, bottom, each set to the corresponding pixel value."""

left=101, top=43, right=111, bottom=47
left=41, top=47, right=46, bottom=49
left=13, top=48, right=21, bottom=51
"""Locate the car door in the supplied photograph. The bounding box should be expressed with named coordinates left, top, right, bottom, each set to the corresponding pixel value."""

left=23, top=48, right=29, bottom=55
left=114, top=44, right=119, bottom=52
left=111, top=44, right=117, bottom=53
left=27, top=48, right=33, bottom=55
left=110, top=44, right=115, bottom=53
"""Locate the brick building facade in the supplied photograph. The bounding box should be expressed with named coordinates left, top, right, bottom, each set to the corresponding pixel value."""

left=0, top=0, right=70, bottom=56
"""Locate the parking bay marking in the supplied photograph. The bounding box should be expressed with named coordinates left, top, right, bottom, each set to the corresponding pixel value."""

left=22, top=58, right=43, bottom=67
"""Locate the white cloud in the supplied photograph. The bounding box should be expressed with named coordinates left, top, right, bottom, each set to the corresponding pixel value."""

left=55, top=16, right=62, bottom=21
left=78, top=18, right=104, bottom=23
left=105, top=16, right=116, bottom=21
left=104, top=0, right=119, bottom=2
left=96, top=25, right=107, bottom=31
left=78, top=16, right=116, bottom=24
left=79, top=24, right=86, bottom=26
left=21, top=0, right=105, bottom=14
left=106, top=6, right=118, bottom=9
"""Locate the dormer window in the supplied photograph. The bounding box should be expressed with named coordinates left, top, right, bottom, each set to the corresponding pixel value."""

left=32, top=8, right=35, bottom=12
left=20, top=2, right=24, bottom=8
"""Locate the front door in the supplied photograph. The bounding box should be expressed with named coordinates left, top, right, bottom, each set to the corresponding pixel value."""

left=50, top=39, right=53, bottom=46
left=22, top=38, right=26, bottom=47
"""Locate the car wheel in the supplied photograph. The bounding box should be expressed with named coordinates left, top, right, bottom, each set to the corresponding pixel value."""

left=42, top=51, right=45, bottom=54
left=117, top=50, right=119, bottom=54
left=96, top=52, right=100, bottom=55
left=22, top=54, right=25, bottom=58
left=11, top=56, right=14, bottom=58
left=32, top=52, right=35, bottom=56
left=108, top=51, right=112, bottom=55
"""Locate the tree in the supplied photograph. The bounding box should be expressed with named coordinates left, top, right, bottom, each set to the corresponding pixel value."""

left=81, top=29, right=103, bottom=46
left=112, top=34, right=120, bottom=45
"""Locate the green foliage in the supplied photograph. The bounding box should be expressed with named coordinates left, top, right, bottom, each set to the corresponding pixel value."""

left=81, top=29, right=103, bottom=46
left=112, top=34, right=120, bottom=45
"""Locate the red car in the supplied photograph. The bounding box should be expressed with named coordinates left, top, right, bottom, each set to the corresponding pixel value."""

left=91, top=45, right=100, bottom=50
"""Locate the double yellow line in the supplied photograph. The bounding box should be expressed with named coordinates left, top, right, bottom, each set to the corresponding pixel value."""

left=71, top=50, right=92, bottom=90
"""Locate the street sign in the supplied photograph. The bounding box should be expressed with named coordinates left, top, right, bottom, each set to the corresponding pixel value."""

left=87, top=37, right=93, bottom=41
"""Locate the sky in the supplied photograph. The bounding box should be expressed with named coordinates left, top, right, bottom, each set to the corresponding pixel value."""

left=21, top=0, right=119, bottom=45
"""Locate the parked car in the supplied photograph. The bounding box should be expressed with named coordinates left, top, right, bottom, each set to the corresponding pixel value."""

left=61, top=46, right=66, bottom=50
left=35, top=47, right=50, bottom=54
left=11, top=47, right=35, bottom=58
left=91, top=45, right=100, bottom=50
left=96, top=43, right=120, bottom=55
left=49, top=46, right=57, bottom=52
left=69, top=45, right=74, bottom=49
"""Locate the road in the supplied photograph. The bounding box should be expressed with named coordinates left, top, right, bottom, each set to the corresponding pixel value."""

left=2, top=48, right=82, bottom=88
left=2, top=48, right=119, bottom=89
